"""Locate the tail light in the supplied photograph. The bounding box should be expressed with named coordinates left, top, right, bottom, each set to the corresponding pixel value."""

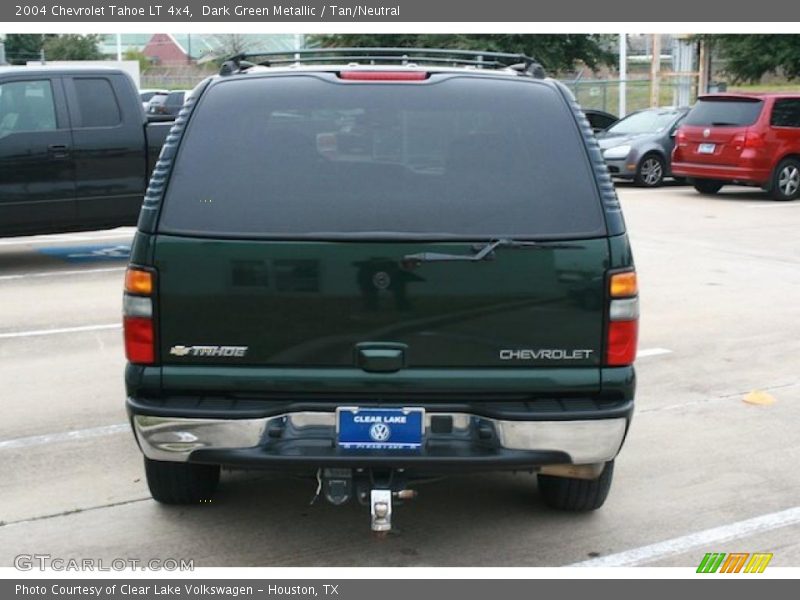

left=744, top=131, right=765, bottom=150
left=123, top=266, right=156, bottom=364
left=732, top=130, right=763, bottom=151
left=606, top=271, right=638, bottom=366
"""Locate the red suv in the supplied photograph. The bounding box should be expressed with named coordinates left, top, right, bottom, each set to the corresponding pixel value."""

left=672, top=93, right=800, bottom=201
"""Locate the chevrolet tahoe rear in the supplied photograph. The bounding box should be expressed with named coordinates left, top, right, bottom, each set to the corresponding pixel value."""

left=123, top=49, right=638, bottom=531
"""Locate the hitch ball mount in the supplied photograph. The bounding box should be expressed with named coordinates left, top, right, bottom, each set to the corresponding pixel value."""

left=318, top=468, right=417, bottom=532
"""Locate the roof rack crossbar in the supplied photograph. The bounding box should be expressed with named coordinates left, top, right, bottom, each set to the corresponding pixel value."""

left=258, top=56, right=510, bottom=68
left=218, top=47, right=545, bottom=78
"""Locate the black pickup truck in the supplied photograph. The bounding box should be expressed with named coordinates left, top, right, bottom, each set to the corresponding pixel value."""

left=0, top=66, right=173, bottom=237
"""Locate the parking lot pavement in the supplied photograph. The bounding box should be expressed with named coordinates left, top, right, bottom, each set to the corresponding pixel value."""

left=1, top=188, right=799, bottom=567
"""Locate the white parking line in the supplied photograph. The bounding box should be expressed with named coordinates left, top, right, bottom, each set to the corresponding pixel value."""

left=0, top=267, right=126, bottom=281
left=0, top=230, right=134, bottom=247
left=0, top=423, right=130, bottom=451
left=638, top=348, right=672, bottom=358
left=746, top=202, right=800, bottom=208
left=0, top=323, right=121, bottom=339
left=569, top=506, right=800, bottom=567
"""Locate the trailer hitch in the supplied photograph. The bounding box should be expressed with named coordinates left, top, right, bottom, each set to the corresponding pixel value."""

left=313, top=468, right=417, bottom=532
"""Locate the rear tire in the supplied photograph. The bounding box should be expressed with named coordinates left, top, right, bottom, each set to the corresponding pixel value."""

left=693, top=179, right=724, bottom=195
left=770, top=158, right=800, bottom=201
left=538, top=461, right=614, bottom=511
left=144, top=458, right=220, bottom=504
left=634, top=154, right=665, bottom=187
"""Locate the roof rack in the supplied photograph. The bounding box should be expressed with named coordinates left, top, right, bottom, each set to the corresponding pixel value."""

left=219, top=47, right=546, bottom=79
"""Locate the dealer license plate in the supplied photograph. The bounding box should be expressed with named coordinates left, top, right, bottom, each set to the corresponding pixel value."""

left=336, top=407, right=425, bottom=450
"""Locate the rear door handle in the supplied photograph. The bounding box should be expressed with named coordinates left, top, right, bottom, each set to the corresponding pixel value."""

left=47, top=144, right=70, bottom=158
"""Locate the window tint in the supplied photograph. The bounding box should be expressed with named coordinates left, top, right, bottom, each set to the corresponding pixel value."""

left=0, top=80, right=57, bottom=136
left=683, top=98, right=763, bottom=127
left=586, top=111, right=617, bottom=132
left=607, top=109, right=682, bottom=134
left=73, top=78, right=121, bottom=128
left=771, top=99, right=800, bottom=127
left=159, top=75, right=605, bottom=239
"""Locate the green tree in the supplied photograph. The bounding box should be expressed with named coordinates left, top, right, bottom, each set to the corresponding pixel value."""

left=124, top=49, right=152, bottom=73
left=4, top=34, right=50, bottom=65
left=705, top=35, right=800, bottom=82
left=42, top=34, right=103, bottom=61
left=309, top=34, right=614, bottom=73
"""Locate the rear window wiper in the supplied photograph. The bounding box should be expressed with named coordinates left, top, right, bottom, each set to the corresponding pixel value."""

left=401, top=238, right=543, bottom=268
left=709, top=121, right=741, bottom=126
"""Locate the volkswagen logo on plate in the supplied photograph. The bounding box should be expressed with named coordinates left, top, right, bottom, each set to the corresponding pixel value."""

left=372, top=271, right=391, bottom=290
left=369, top=422, right=391, bottom=442
left=703, top=128, right=711, bottom=138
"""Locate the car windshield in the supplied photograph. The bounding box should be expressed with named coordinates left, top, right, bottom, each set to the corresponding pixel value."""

left=606, top=110, right=682, bottom=135
left=158, top=74, right=606, bottom=239
left=682, top=98, right=764, bottom=127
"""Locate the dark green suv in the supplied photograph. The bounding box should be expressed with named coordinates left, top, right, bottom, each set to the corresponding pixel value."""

left=124, top=49, right=638, bottom=532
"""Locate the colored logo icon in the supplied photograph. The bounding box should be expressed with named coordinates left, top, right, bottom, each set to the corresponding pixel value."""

left=697, top=552, right=773, bottom=573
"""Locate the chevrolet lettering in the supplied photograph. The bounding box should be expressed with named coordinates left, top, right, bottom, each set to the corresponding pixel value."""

left=168, top=345, right=248, bottom=358
left=500, top=349, right=595, bottom=360
left=124, top=48, right=639, bottom=532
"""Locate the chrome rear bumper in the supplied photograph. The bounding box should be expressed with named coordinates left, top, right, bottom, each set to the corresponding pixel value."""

left=132, top=411, right=627, bottom=467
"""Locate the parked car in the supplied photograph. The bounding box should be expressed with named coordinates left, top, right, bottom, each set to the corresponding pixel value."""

left=597, top=107, right=689, bottom=187
left=584, top=109, right=618, bottom=133
left=0, top=66, right=173, bottom=237
left=146, top=89, right=189, bottom=117
left=124, top=49, right=638, bottom=532
left=672, top=93, right=800, bottom=200
left=139, top=88, right=168, bottom=110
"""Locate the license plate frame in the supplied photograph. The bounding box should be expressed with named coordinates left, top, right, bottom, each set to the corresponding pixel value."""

left=698, top=143, right=716, bottom=154
left=336, top=407, right=425, bottom=450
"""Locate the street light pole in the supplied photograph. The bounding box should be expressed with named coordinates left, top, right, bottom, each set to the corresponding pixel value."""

left=618, top=33, right=627, bottom=117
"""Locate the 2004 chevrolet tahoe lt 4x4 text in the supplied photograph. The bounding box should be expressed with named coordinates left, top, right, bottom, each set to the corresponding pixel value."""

left=123, top=48, right=638, bottom=532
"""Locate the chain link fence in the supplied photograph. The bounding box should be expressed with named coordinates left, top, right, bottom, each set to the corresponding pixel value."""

left=140, top=71, right=699, bottom=116
left=564, top=78, right=699, bottom=116
left=140, top=67, right=216, bottom=90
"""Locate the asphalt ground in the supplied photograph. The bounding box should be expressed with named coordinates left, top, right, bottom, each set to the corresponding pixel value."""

left=1, top=184, right=799, bottom=568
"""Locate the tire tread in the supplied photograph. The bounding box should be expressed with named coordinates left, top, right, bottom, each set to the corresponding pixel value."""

left=537, top=461, right=614, bottom=511
left=144, top=458, right=220, bottom=505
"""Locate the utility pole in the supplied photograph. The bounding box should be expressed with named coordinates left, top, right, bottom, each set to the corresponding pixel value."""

left=649, top=33, right=661, bottom=108
left=698, top=39, right=709, bottom=96
left=116, top=33, right=122, bottom=61
left=0, top=35, right=6, bottom=65
left=618, top=33, right=627, bottom=117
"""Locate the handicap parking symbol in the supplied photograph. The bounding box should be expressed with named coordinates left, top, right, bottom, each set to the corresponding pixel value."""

left=38, top=244, right=132, bottom=263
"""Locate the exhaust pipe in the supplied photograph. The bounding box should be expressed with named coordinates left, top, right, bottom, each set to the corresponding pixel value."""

left=539, top=463, right=604, bottom=480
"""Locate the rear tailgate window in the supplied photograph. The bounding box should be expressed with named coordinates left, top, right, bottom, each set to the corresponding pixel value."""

left=683, top=97, right=764, bottom=127
left=158, top=74, right=605, bottom=239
